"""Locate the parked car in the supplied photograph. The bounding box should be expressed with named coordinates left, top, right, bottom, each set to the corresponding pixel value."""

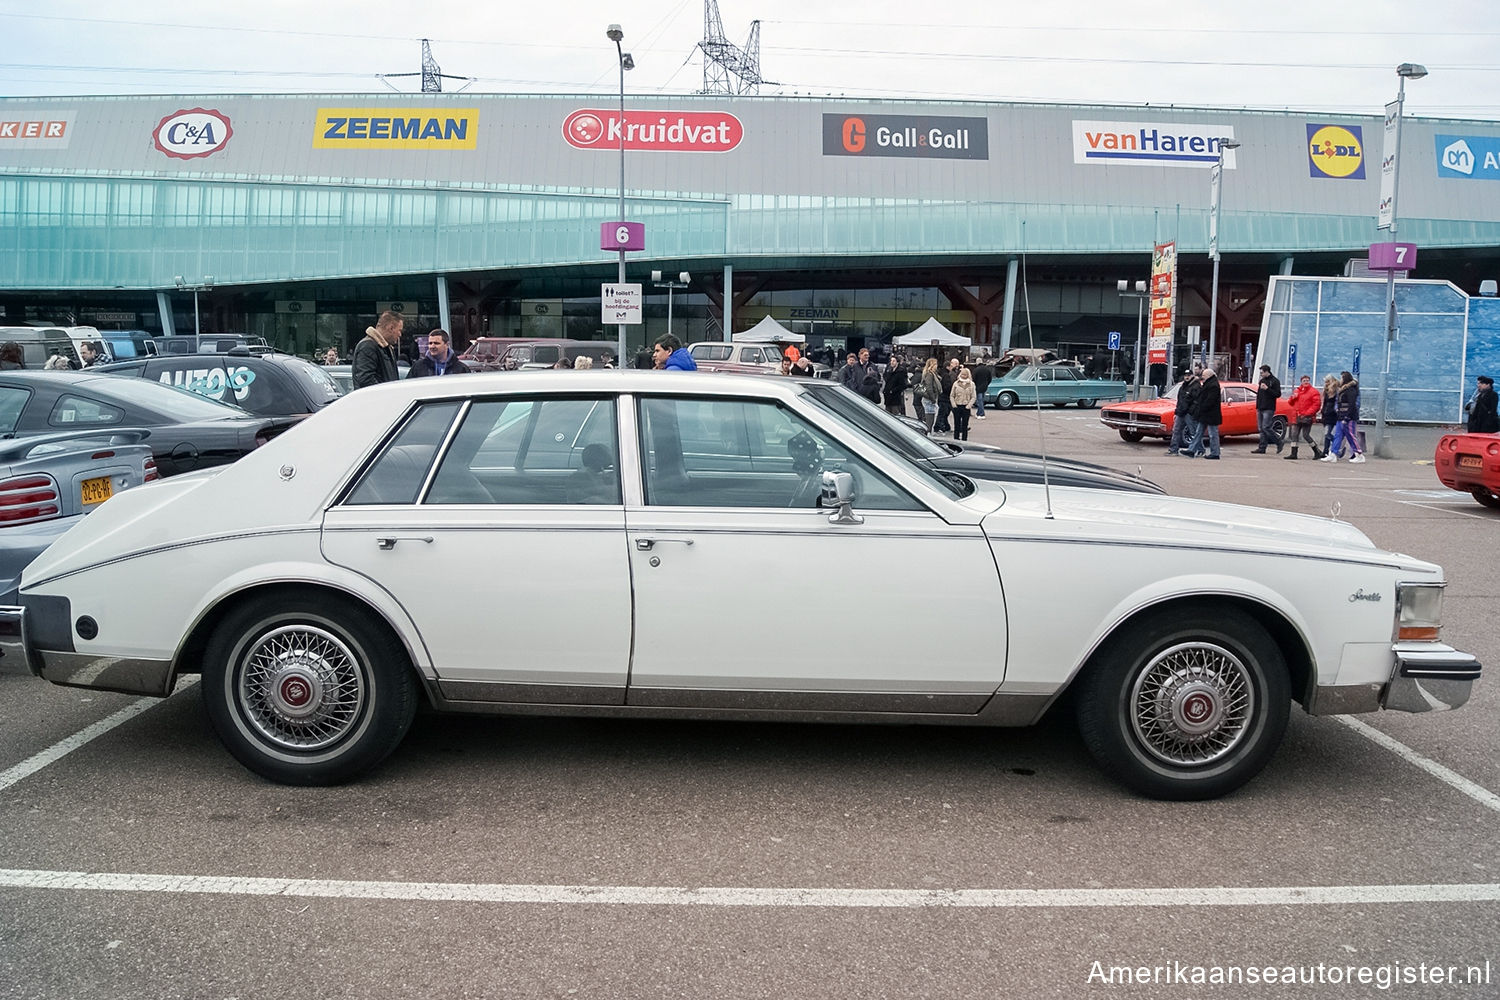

left=0, top=372, right=1478, bottom=800
left=811, top=382, right=1164, bottom=494
left=96, top=330, right=160, bottom=360
left=986, top=364, right=1129, bottom=409
left=1434, top=431, right=1500, bottom=509
left=1100, top=380, right=1295, bottom=443
left=98, top=351, right=342, bottom=419
left=0, top=371, right=297, bottom=477
left=155, top=333, right=270, bottom=355
left=0, top=428, right=157, bottom=604
left=0, top=326, right=81, bottom=369
left=322, top=362, right=409, bottom=394
left=688, top=341, right=786, bottom=374
left=493, top=339, right=616, bottom=370
left=457, top=337, right=550, bottom=372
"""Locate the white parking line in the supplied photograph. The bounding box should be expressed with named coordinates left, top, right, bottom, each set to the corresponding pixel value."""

left=0, top=678, right=197, bottom=793
left=0, top=869, right=1495, bottom=908
left=1335, top=715, right=1500, bottom=815
left=1393, top=501, right=1489, bottom=520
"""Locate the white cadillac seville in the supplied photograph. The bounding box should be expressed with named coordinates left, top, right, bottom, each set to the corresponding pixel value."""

left=0, top=371, right=1480, bottom=799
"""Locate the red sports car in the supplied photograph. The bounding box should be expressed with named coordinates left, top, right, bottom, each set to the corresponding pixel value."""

left=1100, top=381, right=1295, bottom=443
left=1434, top=431, right=1500, bottom=509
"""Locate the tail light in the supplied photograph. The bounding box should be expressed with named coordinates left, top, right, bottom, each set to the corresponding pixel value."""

left=0, top=474, right=60, bottom=524
left=144, top=456, right=159, bottom=482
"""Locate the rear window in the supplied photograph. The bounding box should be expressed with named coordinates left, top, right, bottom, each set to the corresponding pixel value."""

left=0, top=386, right=29, bottom=435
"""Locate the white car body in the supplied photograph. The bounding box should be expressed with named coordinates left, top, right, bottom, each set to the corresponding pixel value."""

left=0, top=372, right=1479, bottom=798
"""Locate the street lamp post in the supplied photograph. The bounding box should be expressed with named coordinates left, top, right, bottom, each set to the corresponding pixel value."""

left=1117, top=279, right=1148, bottom=398
left=1206, top=139, right=1240, bottom=372
left=173, top=274, right=215, bottom=337
left=652, top=270, right=691, bottom=339
left=607, top=24, right=633, bottom=366
left=1373, top=62, right=1428, bottom=458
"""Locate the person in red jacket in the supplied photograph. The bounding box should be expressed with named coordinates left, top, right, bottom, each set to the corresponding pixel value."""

left=1285, top=374, right=1324, bottom=460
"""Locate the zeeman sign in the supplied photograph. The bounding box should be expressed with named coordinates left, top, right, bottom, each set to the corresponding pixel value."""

left=314, top=109, right=479, bottom=150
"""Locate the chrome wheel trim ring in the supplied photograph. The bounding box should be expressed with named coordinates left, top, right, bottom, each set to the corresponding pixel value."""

left=1129, top=640, right=1255, bottom=767
left=236, top=624, right=368, bottom=752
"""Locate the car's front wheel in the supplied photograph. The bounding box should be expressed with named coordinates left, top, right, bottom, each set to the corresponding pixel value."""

left=203, top=595, right=418, bottom=785
left=1075, top=608, right=1290, bottom=800
left=1118, top=429, right=1144, bottom=442
left=1077, top=398, right=1097, bottom=408
left=996, top=392, right=1018, bottom=409
left=1472, top=487, right=1500, bottom=509
left=1271, top=416, right=1289, bottom=442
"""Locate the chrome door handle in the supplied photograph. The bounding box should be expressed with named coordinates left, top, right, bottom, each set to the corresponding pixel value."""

left=376, top=536, right=434, bottom=550
left=635, top=537, right=695, bottom=550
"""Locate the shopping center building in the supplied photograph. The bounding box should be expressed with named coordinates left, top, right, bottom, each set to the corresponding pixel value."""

left=2, top=92, right=1498, bottom=413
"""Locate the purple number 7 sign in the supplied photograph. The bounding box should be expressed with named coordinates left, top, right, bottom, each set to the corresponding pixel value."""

left=1368, top=242, right=1417, bottom=272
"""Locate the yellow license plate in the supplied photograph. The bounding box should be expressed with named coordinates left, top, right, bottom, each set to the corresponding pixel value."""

left=1458, top=455, right=1483, bottom=470
left=80, top=476, right=114, bottom=505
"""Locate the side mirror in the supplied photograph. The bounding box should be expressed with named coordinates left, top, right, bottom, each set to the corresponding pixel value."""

left=820, top=471, right=864, bottom=525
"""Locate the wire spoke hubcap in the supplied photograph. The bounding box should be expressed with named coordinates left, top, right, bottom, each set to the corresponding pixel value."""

left=238, top=625, right=366, bottom=751
left=1130, top=641, right=1255, bottom=766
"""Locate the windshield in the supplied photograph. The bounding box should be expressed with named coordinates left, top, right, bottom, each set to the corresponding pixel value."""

left=798, top=382, right=968, bottom=498
left=86, top=373, right=251, bottom=420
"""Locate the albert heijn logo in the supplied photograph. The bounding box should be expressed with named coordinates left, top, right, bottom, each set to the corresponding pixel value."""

left=562, top=109, right=743, bottom=152
left=1306, top=124, right=1364, bottom=179
left=153, top=108, right=232, bottom=160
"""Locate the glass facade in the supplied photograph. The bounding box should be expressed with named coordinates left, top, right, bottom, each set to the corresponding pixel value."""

left=1259, top=276, right=1499, bottom=424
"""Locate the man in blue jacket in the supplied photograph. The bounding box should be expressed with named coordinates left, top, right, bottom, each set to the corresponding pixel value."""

left=652, top=334, right=698, bottom=371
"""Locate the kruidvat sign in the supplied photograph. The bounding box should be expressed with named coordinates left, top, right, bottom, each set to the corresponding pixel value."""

left=1073, top=120, right=1236, bottom=167
left=1435, top=134, right=1500, bottom=181
left=563, top=110, right=743, bottom=152
left=153, top=108, right=232, bottom=160
left=314, top=109, right=479, bottom=149
left=823, top=114, right=988, bottom=160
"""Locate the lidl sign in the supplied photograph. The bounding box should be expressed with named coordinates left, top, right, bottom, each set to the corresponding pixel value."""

left=1306, top=124, right=1364, bottom=179
left=1436, top=134, right=1500, bottom=180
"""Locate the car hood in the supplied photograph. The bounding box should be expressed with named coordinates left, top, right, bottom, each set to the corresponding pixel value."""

left=929, top=441, right=1165, bottom=494
left=973, top=478, right=1434, bottom=570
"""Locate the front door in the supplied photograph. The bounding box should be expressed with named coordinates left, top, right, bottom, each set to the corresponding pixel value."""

left=624, top=393, right=1005, bottom=713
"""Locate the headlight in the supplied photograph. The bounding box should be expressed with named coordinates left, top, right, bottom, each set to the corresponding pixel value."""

left=1397, top=583, right=1444, bottom=641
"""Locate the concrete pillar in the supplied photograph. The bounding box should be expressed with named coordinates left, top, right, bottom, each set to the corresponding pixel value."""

left=156, top=291, right=175, bottom=336
left=722, top=264, right=733, bottom=341
left=997, top=257, right=1019, bottom=352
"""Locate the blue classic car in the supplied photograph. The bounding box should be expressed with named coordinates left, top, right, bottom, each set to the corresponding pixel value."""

left=986, top=364, right=1129, bottom=409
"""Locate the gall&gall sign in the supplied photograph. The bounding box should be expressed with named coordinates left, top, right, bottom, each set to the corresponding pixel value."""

left=563, top=110, right=743, bottom=152
left=822, top=113, right=989, bottom=160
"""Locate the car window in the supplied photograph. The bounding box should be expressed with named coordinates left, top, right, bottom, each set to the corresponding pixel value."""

left=691, top=345, right=731, bottom=362
left=1225, top=387, right=1254, bottom=404
left=428, top=397, right=619, bottom=505
left=343, top=402, right=462, bottom=505
left=50, top=393, right=124, bottom=427
left=741, top=347, right=765, bottom=364
left=1052, top=367, right=1080, bottom=381
left=503, top=346, right=533, bottom=364
left=532, top=345, right=559, bottom=365
left=638, top=395, right=920, bottom=511
left=0, top=386, right=29, bottom=435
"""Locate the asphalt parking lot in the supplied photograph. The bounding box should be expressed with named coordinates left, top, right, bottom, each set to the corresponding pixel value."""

left=1, top=406, right=1496, bottom=999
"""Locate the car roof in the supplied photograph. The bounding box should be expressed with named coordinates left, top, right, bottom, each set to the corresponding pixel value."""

left=349, top=369, right=804, bottom=404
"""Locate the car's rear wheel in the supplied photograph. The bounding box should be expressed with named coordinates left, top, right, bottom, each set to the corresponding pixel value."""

left=1075, top=608, right=1290, bottom=800
left=1077, top=399, right=1097, bottom=408
left=203, top=595, right=418, bottom=785
left=1472, top=487, right=1500, bottom=509
left=996, top=392, right=1018, bottom=409
left=1271, top=416, right=1289, bottom=442
left=1118, top=429, right=1144, bottom=443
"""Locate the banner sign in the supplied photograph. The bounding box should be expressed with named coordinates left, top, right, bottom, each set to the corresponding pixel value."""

left=1148, top=242, right=1177, bottom=365
left=1208, top=163, right=1222, bottom=259
left=1378, top=100, right=1400, bottom=229
left=822, top=113, right=989, bottom=160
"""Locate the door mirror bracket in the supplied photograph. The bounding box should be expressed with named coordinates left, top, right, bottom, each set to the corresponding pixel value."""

left=821, top=471, right=864, bottom=525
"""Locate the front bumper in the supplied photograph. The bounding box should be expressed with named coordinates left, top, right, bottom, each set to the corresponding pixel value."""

left=1099, top=414, right=1165, bottom=434
left=1383, top=642, right=1483, bottom=713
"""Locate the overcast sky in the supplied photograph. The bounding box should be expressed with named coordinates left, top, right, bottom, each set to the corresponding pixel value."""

left=3, top=0, right=1497, bottom=120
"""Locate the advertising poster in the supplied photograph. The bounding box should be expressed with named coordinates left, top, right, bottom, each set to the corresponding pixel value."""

left=1148, top=241, right=1176, bottom=365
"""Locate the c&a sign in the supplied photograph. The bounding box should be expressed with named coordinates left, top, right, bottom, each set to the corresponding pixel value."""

left=822, top=113, right=988, bottom=160
left=563, top=110, right=743, bottom=152
left=153, top=108, right=232, bottom=160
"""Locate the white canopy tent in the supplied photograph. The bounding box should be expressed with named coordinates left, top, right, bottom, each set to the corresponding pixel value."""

left=892, top=317, right=971, bottom=347
left=733, top=315, right=805, bottom=344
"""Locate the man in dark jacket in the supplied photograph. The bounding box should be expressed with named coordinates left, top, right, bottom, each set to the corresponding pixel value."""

left=1184, top=367, right=1223, bottom=459
left=934, top=357, right=960, bottom=433
left=1252, top=365, right=1284, bottom=454
left=407, top=329, right=470, bottom=378
left=970, top=359, right=994, bottom=418
left=1466, top=375, right=1499, bottom=433
left=1166, top=370, right=1201, bottom=455
left=852, top=348, right=881, bottom=404
left=352, top=311, right=403, bottom=389
left=881, top=355, right=907, bottom=415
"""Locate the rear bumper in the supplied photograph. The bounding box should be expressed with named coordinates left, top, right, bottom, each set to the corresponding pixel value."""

left=0, top=605, right=40, bottom=677
left=0, top=604, right=173, bottom=695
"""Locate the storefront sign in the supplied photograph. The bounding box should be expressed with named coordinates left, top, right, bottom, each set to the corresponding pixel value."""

left=1307, top=124, right=1365, bottom=179
left=1148, top=242, right=1177, bottom=365
left=314, top=109, right=479, bottom=150
left=0, top=112, right=74, bottom=149
left=788, top=307, right=841, bottom=320
left=153, top=108, right=232, bottom=160
left=275, top=300, right=316, bottom=314
left=1435, top=134, right=1500, bottom=180
left=822, top=114, right=988, bottom=160
left=563, top=110, right=743, bottom=152
left=1073, top=120, right=1236, bottom=167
